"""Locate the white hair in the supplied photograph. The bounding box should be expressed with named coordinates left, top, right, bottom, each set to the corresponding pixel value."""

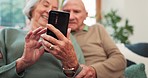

left=23, top=0, right=40, bottom=20
left=63, top=0, right=87, bottom=12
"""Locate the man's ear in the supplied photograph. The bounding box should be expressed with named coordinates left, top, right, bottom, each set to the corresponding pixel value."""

left=85, top=11, right=88, bottom=20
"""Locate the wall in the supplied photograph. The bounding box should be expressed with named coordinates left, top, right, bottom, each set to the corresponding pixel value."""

left=102, top=0, right=148, bottom=44
left=125, top=0, right=148, bottom=43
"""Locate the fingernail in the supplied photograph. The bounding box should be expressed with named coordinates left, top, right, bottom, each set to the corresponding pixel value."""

left=41, top=34, right=44, bottom=37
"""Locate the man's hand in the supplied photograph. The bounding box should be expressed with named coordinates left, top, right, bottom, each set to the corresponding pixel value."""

left=75, top=64, right=97, bottom=78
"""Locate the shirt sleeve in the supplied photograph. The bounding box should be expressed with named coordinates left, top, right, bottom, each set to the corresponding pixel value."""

left=91, top=24, right=127, bottom=78
left=0, top=28, right=24, bottom=78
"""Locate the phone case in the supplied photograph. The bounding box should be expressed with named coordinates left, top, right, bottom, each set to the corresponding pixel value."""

left=47, top=10, right=70, bottom=39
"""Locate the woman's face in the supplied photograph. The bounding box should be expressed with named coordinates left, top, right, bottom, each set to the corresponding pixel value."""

left=31, top=0, right=58, bottom=29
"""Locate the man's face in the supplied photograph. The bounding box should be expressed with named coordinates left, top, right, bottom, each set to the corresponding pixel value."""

left=62, top=0, right=87, bottom=31
left=31, top=0, right=58, bottom=29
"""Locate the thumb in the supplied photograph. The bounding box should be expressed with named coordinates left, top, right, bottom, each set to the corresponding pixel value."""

left=67, top=28, right=71, bottom=40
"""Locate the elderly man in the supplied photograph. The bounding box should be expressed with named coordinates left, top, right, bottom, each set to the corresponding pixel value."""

left=62, top=0, right=127, bottom=78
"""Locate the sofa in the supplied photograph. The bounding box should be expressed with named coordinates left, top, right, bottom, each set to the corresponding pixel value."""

left=117, top=43, right=148, bottom=78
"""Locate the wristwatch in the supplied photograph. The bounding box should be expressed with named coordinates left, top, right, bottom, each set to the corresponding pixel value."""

left=63, top=64, right=80, bottom=77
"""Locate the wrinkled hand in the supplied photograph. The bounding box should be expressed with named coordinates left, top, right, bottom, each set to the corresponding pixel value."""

left=75, top=64, right=96, bottom=78
left=41, top=24, right=78, bottom=68
left=16, top=27, right=46, bottom=72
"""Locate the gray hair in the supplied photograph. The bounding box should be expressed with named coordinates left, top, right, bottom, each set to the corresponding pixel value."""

left=23, top=0, right=40, bottom=20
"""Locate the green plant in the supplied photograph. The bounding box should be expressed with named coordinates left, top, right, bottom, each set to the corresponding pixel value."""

left=100, top=10, right=134, bottom=44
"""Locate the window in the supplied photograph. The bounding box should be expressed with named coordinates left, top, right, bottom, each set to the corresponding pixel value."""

left=83, top=0, right=96, bottom=26
left=0, top=0, right=26, bottom=28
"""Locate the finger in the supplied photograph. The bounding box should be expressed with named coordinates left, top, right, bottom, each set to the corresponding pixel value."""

left=82, top=66, right=94, bottom=78
left=25, top=27, right=44, bottom=40
left=37, top=28, right=47, bottom=35
left=38, top=47, right=45, bottom=56
left=25, top=31, right=32, bottom=39
left=75, top=73, right=85, bottom=78
left=35, top=28, right=47, bottom=40
left=83, top=73, right=91, bottom=78
left=67, top=28, right=71, bottom=40
left=32, top=27, right=44, bottom=35
left=75, top=65, right=88, bottom=78
left=41, top=39, right=65, bottom=59
left=25, top=31, right=33, bottom=41
left=36, top=41, right=43, bottom=48
left=42, top=39, right=53, bottom=49
left=75, top=70, right=86, bottom=78
left=30, top=27, right=44, bottom=39
left=41, top=39, right=59, bottom=53
left=41, top=34, right=59, bottom=45
left=35, top=47, right=45, bottom=60
left=46, top=24, right=66, bottom=40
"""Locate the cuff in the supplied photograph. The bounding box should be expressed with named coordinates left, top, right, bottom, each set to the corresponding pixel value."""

left=73, top=64, right=83, bottom=78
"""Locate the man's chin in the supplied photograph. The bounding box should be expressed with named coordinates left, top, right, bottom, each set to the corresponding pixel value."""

left=70, top=27, right=77, bottom=32
left=68, top=24, right=75, bottom=28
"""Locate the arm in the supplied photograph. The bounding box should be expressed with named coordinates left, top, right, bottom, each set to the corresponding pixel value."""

left=75, top=24, right=126, bottom=78
left=0, top=28, right=23, bottom=78
left=0, top=28, right=46, bottom=78
left=91, top=24, right=127, bottom=78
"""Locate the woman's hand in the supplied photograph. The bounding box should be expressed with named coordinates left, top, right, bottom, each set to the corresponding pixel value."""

left=16, top=27, right=47, bottom=73
left=41, top=24, right=78, bottom=68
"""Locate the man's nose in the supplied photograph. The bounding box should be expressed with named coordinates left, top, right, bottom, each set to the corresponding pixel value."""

left=69, top=12, right=75, bottom=20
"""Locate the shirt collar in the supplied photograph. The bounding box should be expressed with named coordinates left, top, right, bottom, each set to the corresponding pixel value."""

left=71, top=24, right=89, bottom=35
left=83, top=24, right=89, bottom=32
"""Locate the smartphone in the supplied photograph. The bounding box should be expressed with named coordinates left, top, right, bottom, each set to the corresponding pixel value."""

left=47, top=10, right=70, bottom=39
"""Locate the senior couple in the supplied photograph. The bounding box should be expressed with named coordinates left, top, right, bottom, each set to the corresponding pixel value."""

left=0, top=0, right=126, bottom=78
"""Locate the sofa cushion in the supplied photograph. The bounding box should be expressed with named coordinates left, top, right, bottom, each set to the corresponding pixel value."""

left=125, top=43, right=148, bottom=57
left=125, top=63, right=147, bottom=78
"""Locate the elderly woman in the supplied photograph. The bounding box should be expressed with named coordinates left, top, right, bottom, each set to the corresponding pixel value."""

left=0, top=0, right=85, bottom=78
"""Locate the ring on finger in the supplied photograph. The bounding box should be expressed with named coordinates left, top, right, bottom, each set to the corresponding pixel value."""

left=49, top=44, right=54, bottom=50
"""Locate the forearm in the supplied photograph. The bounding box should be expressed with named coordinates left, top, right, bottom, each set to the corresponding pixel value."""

left=91, top=54, right=126, bottom=78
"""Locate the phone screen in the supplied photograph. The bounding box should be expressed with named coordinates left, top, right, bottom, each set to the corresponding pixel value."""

left=47, top=10, right=70, bottom=39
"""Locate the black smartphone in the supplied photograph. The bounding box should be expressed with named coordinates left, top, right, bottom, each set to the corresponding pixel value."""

left=47, top=10, right=70, bottom=39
